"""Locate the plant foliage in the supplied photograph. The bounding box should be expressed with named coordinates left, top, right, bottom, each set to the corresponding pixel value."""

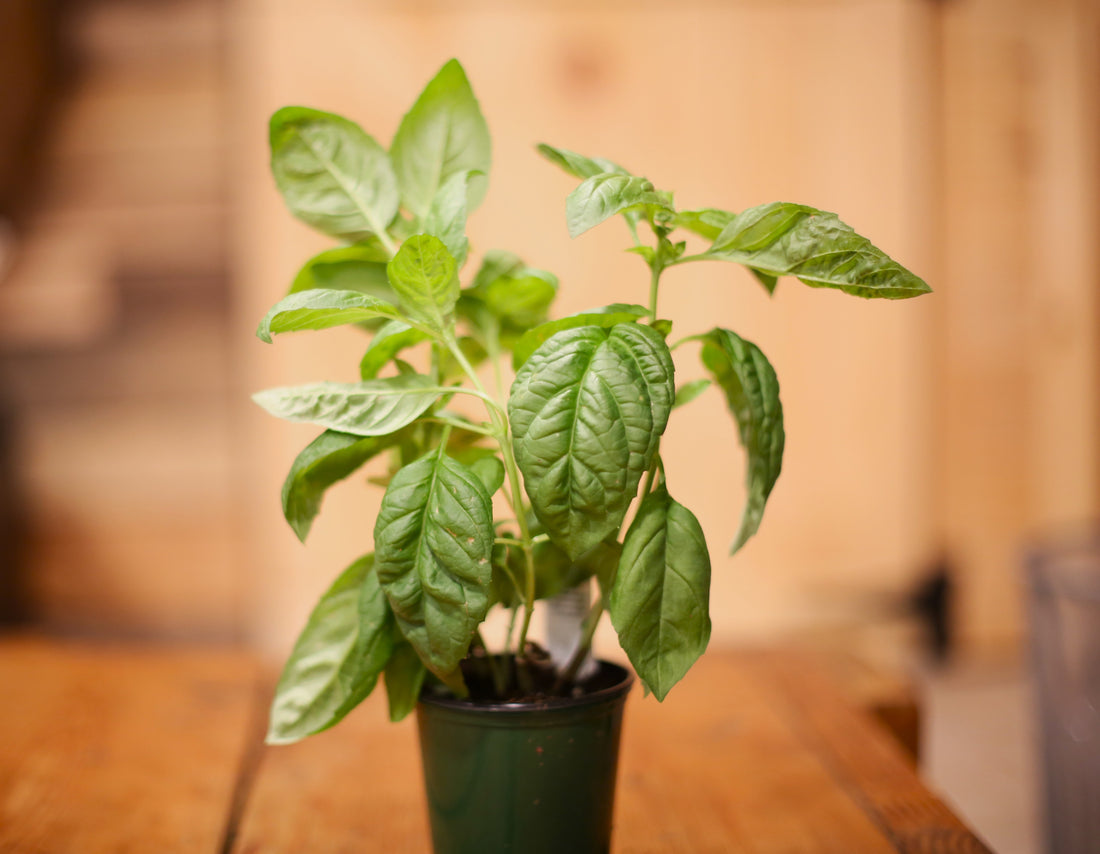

left=256, top=59, right=930, bottom=743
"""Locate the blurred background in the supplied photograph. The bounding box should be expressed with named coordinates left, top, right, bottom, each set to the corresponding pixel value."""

left=0, top=0, right=1097, bottom=852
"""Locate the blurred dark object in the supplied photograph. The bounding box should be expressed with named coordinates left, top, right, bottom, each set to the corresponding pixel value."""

left=0, top=0, right=62, bottom=222
left=909, top=556, right=954, bottom=664
left=1027, top=528, right=1100, bottom=854
left=0, top=394, right=27, bottom=624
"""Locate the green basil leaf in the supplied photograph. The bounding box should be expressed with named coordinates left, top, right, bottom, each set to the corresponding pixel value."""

left=359, top=321, right=430, bottom=379
left=267, top=554, right=395, bottom=744
left=282, top=430, right=403, bottom=542
left=672, top=208, right=735, bottom=241
left=566, top=174, right=672, bottom=239
left=270, top=107, right=399, bottom=243
left=609, top=485, right=711, bottom=702
left=390, top=59, right=491, bottom=219
left=468, top=455, right=505, bottom=496
left=673, top=379, right=711, bottom=409
left=423, top=169, right=477, bottom=267
left=470, top=250, right=524, bottom=287
left=705, top=202, right=930, bottom=299
left=289, top=243, right=392, bottom=298
left=252, top=374, right=441, bottom=436
left=536, top=143, right=629, bottom=180
left=509, top=324, right=674, bottom=558
left=383, top=635, right=427, bottom=722
left=386, top=234, right=459, bottom=332
left=374, top=450, right=495, bottom=678
left=256, top=289, right=405, bottom=343
left=467, top=270, right=558, bottom=329
left=511, top=305, right=648, bottom=370
left=701, top=328, right=785, bottom=554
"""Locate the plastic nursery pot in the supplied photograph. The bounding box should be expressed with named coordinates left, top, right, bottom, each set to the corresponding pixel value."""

left=416, top=661, right=633, bottom=854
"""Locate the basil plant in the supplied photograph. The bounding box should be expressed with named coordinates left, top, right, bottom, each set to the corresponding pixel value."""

left=255, top=59, right=930, bottom=744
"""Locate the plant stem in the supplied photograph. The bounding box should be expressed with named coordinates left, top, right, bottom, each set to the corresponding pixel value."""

left=649, top=262, right=661, bottom=319
left=445, top=333, right=538, bottom=679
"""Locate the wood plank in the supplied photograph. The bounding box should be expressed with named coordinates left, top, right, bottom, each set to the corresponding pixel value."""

left=0, top=636, right=261, bottom=853
left=232, top=651, right=984, bottom=853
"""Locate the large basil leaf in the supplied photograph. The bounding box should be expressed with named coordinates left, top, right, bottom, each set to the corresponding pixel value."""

left=511, top=305, right=648, bottom=369
left=282, top=430, right=402, bottom=542
left=536, top=143, right=628, bottom=180
left=256, top=289, right=405, bottom=343
left=609, top=485, right=711, bottom=701
left=566, top=174, right=671, bottom=238
left=423, top=170, right=475, bottom=267
left=267, top=554, right=395, bottom=744
left=252, top=374, right=441, bottom=436
left=374, top=449, right=495, bottom=678
left=270, top=107, right=398, bottom=243
left=509, top=324, right=674, bottom=558
left=359, top=321, right=430, bottom=379
left=701, top=328, right=785, bottom=554
left=704, top=202, right=930, bottom=299
left=386, top=234, right=459, bottom=332
left=390, top=59, right=491, bottom=219
left=289, top=243, right=392, bottom=298
left=383, top=635, right=427, bottom=722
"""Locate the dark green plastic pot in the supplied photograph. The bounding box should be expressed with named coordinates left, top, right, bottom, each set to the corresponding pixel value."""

left=416, top=661, right=633, bottom=854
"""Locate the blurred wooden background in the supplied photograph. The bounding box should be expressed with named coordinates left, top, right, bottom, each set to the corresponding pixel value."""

left=0, top=0, right=1096, bottom=664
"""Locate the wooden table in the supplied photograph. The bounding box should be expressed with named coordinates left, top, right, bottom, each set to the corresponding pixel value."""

left=0, top=636, right=993, bottom=853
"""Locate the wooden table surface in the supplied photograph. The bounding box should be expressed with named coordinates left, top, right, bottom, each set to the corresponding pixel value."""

left=0, top=635, right=993, bottom=853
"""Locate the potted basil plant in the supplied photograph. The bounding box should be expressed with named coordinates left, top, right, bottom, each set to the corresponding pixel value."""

left=253, top=59, right=930, bottom=854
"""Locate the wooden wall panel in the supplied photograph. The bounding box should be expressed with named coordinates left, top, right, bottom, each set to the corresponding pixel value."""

left=230, top=0, right=939, bottom=655
left=938, top=0, right=1100, bottom=650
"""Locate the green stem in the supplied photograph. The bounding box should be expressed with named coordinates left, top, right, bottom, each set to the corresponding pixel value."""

left=649, top=261, right=662, bottom=319
left=418, top=415, right=495, bottom=436
left=445, top=333, right=538, bottom=673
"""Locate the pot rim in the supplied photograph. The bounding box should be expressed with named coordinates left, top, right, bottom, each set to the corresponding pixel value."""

left=418, top=659, right=634, bottom=715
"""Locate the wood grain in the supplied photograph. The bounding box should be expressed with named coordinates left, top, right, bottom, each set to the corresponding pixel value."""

left=0, top=636, right=260, bottom=854
left=232, top=651, right=987, bottom=853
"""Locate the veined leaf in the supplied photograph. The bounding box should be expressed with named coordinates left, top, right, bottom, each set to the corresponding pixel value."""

left=383, top=636, right=427, bottom=722
left=270, top=107, right=398, bottom=243
left=374, top=449, right=495, bottom=678
left=509, top=324, right=674, bottom=558
left=536, top=143, right=629, bottom=180
left=359, top=321, right=430, bottom=379
left=672, top=208, right=776, bottom=294
left=423, top=170, right=477, bottom=267
left=256, top=289, right=405, bottom=343
left=566, top=174, right=671, bottom=238
left=705, top=202, right=931, bottom=299
left=281, top=430, right=402, bottom=542
left=609, top=485, right=711, bottom=702
left=701, top=328, right=785, bottom=554
left=267, top=554, right=394, bottom=744
left=674, top=379, right=711, bottom=409
left=252, top=374, right=441, bottom=436
left=290, top=244, right=392, bottom=300
left=390, top=59, right=491, bottom=218
left=387, top=234, right=459, bottom=331
left=511, top=305, right=648, bottom=369
left=673, top=208, right=735, bottom=241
